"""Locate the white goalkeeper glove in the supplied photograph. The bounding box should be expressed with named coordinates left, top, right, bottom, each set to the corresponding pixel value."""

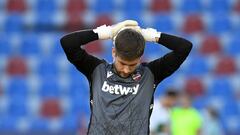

left=141, top=28, right=161, bottom=42
left=93, top=20, right=138, bottom=40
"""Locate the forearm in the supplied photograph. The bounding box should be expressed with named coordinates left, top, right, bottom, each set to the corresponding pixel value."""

left=60, top=29, right=102, bottom=79
left=147, top=33, right=193, bottom=84
left=60, top=29, right=98, bottom=50
left=157, top=33, right=192, bottom=54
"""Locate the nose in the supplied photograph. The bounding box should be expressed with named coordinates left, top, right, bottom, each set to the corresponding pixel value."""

left=123, top=66, right=131, bottom=74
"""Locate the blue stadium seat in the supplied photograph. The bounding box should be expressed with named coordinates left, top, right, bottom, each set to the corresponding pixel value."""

left=34, top=0, right=58, bottom=31
left=180, top=0, right=202, bottom=14
left=52, top=41, right=64, bottom=56
left=37, top=58, right=59, bottom=78
left=19, top=33, right=41, bottom=56
left=35, top=0, right=57, bottom=14
left=102, top=53, right=113, bottom=63
left=208, top=14, right=231, bottom=34
left=68, top=79, right=89, bottom=98
left=153, top=14, right=174, bottom=33
left=101, top=41, right=113, bottom=62
left=220, top=115, right=240, bottom=135
left=68, top=65, right=87, bottom=80
left=0, top=116, right=17, bottom=131
left=39, top=79, right=61, bottom=98
left=208, top=0, right=231, bottom=14
left=144, top=42, right=162, bottom=57
left=122, top=0, right=144, bottom=15
left=4, top=14, right=24, bottom=33
left=30, top=118, right=49, bottom=131
left=6, top=77, right=29, bottom=98
left=7, top=97, right=28, bottom=118
left=69, top=79, right=89, bottom=99
left=35, top=12, right=55, bottom=31
left=207, top=77, right=233, bottom=97
left=226, top=34, right=240, bottom=55
left=61, top=115, right=79, bottom=131
left=92, top=0, right=115, bottom=14
left=192, top=96, right=208, bottom=110
left=123, top=13, right=145, bottom=27
left=0, top=35, right=12, bottom=56
left=51, top=35, right=65, bottom=56
left=185, top=55, right=209, bottom=76
left=221, top=97, right=239, bottom=116
left=70, top=96, right=90, bottom=115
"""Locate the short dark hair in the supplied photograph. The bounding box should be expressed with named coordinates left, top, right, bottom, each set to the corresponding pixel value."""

left=114, top=28, right=145, bottom=61
left=165, top=88, right=179, bottom=97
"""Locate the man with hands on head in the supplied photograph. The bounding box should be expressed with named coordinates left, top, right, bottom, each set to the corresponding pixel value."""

left=60, top=20, right=192, bottom=135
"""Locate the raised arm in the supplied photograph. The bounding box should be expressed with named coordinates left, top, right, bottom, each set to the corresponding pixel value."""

left=60, top=29, right=103, bottom=80
left=144, top=31, right=192, bottom=84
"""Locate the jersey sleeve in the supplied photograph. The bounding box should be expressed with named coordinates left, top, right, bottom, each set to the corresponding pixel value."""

left=60, top=29, right=104, bottom=80
left=147, top=33, right=192, bottom=85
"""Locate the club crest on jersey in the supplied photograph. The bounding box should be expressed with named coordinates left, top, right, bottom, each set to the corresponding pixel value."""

left=132, top=72, right=141, bottom=81
left=101, top=81, right=139, bottom=95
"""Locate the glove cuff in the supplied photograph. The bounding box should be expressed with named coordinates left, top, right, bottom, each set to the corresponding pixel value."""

left=142, top=28, right=161, bottom=42
left=93, top=25, right=112, bottom=39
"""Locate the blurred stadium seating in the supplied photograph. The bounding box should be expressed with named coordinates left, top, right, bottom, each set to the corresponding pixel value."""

left=0, top=0, right=240, bottom=134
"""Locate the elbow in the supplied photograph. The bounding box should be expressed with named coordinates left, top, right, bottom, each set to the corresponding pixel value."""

left=180, top=38, right=193, bottom=54
left=185, top=40, right=193, bottom=53
left=60, top=35, right=69, bottom=49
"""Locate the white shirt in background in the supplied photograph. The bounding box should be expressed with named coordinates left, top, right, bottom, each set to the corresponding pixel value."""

left=150, top=99, right=171, bottom=135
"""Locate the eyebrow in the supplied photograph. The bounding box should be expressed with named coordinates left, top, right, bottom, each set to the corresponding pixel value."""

left=119, top=61, right=138, bottom=66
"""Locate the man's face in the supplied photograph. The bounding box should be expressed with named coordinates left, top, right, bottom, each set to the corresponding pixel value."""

left=167, top=97, right=178, bottom=107
left=112, top=48, right=141, bottom=78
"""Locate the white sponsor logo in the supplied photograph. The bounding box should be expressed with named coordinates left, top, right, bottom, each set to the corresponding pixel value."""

left=101, top=81, right=139, bottom=95
left=107, top=71, right=113, bottom=78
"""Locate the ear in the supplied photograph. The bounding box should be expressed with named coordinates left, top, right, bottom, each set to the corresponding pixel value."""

left=112, top=47, right=116, bottom=59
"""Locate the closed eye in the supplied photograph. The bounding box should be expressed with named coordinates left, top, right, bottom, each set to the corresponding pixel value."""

left=120, top=61, right=137, bottom=67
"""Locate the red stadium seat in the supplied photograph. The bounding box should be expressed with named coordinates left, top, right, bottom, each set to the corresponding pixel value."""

left=84, top=40, right=104, bottom=55
left=234, top=0, right=240, bottom=13
left=40, top=99, right=62, bottom=118
left=6, top=56, right=28, bottom=76
left=200, top=35, right=222, bottom=55
left=6, top=0, right=27, bottom=13
left=95, top=15, right=113, bottom=27
left=214, top=56, right=237, bottom=75
left=66, top=0, right=87, bottom=16
left=150, top=0, right=172, bottom=13
left=64, top=14, right=85, bottom=32
left=184, top=78, right=205, bottom=97
left=182, top=14, right=204, bottom=34
left=78, top=116, right=88, bottom=134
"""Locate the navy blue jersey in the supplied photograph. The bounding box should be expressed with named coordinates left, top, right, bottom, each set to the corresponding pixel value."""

left=60, top=30, right=192, bottom=135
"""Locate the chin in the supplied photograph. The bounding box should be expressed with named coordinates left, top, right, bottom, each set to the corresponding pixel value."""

left=120, top=74, right=130, bottom=78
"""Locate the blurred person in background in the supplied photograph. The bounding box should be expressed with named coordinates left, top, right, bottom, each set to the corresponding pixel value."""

left=150, top=88, right=179, bottom=135
left=171, top=93, right=202, bottom=135
left=201, top=106, right=224, bottom=135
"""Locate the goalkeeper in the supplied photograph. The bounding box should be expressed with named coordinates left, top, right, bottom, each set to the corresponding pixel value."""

left=60, top=20, right=192, bottom=135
